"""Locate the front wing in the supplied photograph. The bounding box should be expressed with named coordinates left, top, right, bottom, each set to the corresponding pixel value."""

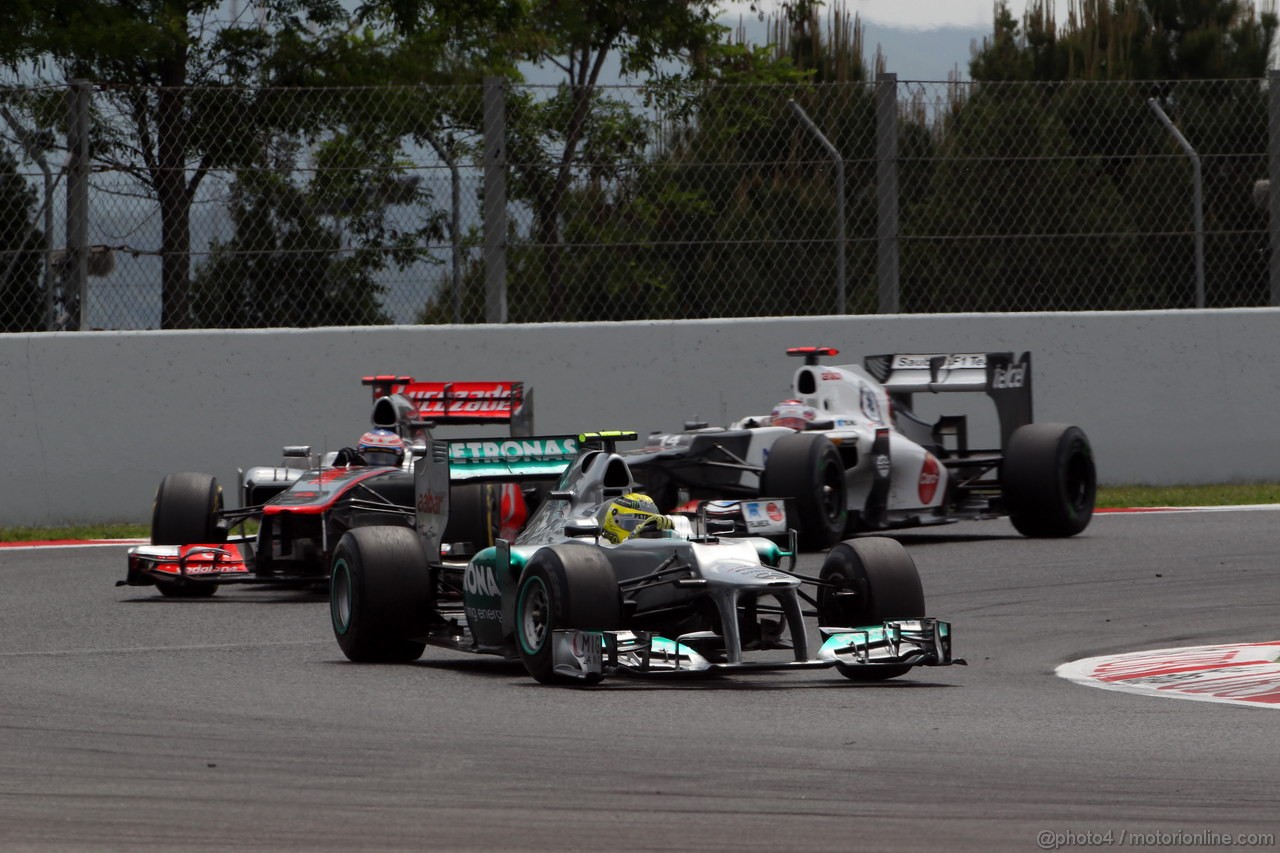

left=120, top=539, right=322, bottom=588
left=548, top=618, right=955, bottom=681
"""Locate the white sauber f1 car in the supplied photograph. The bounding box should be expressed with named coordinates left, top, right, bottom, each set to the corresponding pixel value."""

left=625, top=347, right=1096, bottom=548
left=329, top=432, right=959, bottom=685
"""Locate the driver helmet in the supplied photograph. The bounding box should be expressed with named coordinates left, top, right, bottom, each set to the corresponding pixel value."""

left=356, top=428, right=407, bottom=467
left=601, top=492, right=665, bottom=544
left=770, top=399, right=818, bottom=432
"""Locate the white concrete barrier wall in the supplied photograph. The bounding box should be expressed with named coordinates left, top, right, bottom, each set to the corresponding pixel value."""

left=2, top=308, right=1277, bottom=527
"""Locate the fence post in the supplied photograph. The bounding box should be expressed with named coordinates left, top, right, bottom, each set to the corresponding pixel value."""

left=875, top=73, right=900, bottom=314
left=65, top=79, right=91, bottom=331
left=482, top=77, right=508, bottom=324
left=787, top=100, right=846, bottom=314
left=1270, top=70, right=1280, bottom=307
left=1148, top=99, right=1205, bottom=309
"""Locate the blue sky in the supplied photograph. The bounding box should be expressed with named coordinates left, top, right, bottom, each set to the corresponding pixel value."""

left=722, top=1, right=1068, bottom=80
left=729, top=1, right=1062, bottom=29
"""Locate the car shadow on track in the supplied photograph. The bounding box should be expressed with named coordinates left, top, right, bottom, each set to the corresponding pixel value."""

left=332, top=656, right=962, bottom=692
left=118, top=588, right=329, bottom=605
left=576, top=677, right=960, bottom=693
left=874, top=531, right=1024, bottom=547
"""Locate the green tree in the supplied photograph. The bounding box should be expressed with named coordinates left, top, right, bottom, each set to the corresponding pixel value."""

left=191, top=120, right=445, bottom=327
left=0, top=0, right=346, bottom=329
left=495, top=0, right=731, bottom=320
left=0, top=144, right=44, bottom=331
left=916, top=0, right=1280, bottom=311
left=543, top=1, right=886, bottom=321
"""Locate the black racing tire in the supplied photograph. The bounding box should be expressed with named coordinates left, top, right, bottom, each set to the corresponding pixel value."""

left=151, top=472, right=226, bottom=546
left=1002, top=423, right=1096, bottom=538
left=818, top=537, right=925, bottom=682
left=155, top=580, right=218, bottom=598
left=330, top=527, right=433, bottom=663
left=638, top=472, right=680, bottom=514
left=760, top=433, right=846, bottom=550
left=443, top=482, right=500, bottom=551
left=522, top=482, right=553, bottom=517
left=514, top=545, right=622, bottom=685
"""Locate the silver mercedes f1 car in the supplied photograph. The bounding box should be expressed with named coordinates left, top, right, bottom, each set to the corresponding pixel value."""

left=625, top=347, right=1096, bottom=548
left=329, top=431, right=958, bottom=685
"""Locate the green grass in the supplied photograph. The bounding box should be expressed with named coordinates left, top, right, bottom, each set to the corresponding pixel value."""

left=1094, top=482, right=1280, bottom=509
left=0, top=522, right=150, bottom=542
left=3, top=483, right=1279, bottom=542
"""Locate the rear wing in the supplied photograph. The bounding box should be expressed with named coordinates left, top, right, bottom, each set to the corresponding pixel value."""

left=363, top=377, right=533, bottom=435
left=862, top=351, right=1033, bottom=447
left=447, top=434, right=583, bottom=483
left=414, top=431, right=637, bottom=562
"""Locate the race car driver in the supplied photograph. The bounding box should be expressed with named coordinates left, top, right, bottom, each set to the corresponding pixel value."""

left=769, top=399, right=820, bottom=431
left=333, top=428, right=407, bottom=467
left=600, top=492, right=674, bottom=544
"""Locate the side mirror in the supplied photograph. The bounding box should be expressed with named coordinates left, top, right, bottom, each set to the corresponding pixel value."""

left=444, top=541, right=477, bottom=559
left=564, top=518, right=601, bottom=539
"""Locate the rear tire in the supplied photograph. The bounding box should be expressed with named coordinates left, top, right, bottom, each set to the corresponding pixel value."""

left=443, top=482, right=499, bottom=551
left=330, top=527, right=432, bottom=663
left=151, top=472, right=225, bottom=545
left=515, top=545, right=621, bottom=684
left=1003, top=423, right=1096, bottom=538
left=818, top=537, right=925, bottom=681
left=760, top=434, right=846, bottom=550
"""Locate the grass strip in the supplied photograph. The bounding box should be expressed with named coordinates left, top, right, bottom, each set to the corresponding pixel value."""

left=4, top=483, right=1280, bottom=542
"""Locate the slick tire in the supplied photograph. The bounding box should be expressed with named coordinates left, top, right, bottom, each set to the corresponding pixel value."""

left=818, top=537, right=925, bottom=682
left=151, top=472, right=226, bottom=546
left=330, top=527, right=432, bottom=663
left=443, top=482, right=500, bottom=552
left=760, top=433, right=846, bottom=550
left=151, top=472, right=225, bottom=599
left=515, top=545, right=622, bottom=685
left=1003, top=423, right=1096, bottom=538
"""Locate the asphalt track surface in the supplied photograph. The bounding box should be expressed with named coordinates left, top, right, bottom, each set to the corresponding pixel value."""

left=3, top=510, right=1279, bottom=852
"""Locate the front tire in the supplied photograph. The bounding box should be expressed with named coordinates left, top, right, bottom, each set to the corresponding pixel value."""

left=330, top=527, right=433, bottom=663
left=151, top=472, right=225, bottom=598
left=151, top=472, right=225, bottom=545
left=760, top=433, right=846, bottom=550
left=515, top=545, right=622, bottom=684
left=1002, top=423, right=1096, bottom=538
left=818, top=537, right=925, bottom=681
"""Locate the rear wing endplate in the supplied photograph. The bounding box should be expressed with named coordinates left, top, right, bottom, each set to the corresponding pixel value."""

left=863, top=352, right=1033, bottom=446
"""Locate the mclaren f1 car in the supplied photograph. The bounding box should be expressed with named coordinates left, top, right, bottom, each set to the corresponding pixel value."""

left=120, top=379, right=538, bottom=598
left=241, top=377, right=537, bottom=547
left=329, top=431, right=959, bottom=685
